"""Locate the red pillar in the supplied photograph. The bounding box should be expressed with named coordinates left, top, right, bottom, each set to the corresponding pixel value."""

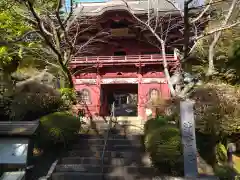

left=96, top=67, right=101, bottom=115
left=137, top=65, right=145, bottom=120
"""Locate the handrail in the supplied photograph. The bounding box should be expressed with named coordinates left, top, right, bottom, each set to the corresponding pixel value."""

left=71, top=54, right=178, bottom=63
left=101, top=102, right=115, bottom=180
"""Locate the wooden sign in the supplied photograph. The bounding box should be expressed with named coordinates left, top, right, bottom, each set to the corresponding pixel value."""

left=111, top=28, right=129, bottom=36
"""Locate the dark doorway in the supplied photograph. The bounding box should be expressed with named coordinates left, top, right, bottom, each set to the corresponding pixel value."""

left=100, top=84, right=138, bottom=116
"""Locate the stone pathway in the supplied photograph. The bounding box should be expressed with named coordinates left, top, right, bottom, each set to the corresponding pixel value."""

left=51, top=128, right=160, bottom=180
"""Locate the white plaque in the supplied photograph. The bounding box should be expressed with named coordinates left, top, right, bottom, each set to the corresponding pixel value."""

left=0, top=138, right=29, bottom=164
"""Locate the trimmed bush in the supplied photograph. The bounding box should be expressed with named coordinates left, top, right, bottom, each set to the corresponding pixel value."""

left=144, top=124, right=183, bottom=175
left=35, top=111, right=80, bottom=148
left=59, top=88, right=77, bottom=110
left=144, top=116, right=169, bottom=134
left=214, top=165, right=235, bottom=180
left=9, top=93, right=62, bottom=121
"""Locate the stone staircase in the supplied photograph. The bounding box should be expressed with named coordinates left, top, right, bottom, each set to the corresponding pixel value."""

left=51, top=128, right=160, bottom=180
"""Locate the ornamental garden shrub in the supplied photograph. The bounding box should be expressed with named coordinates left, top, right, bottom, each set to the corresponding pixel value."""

left=35, top=111, right=81, bottom=148
left=191, top=83, right=240, bottom=136
left=59, top=88, right=77, bottom=110
left=144, top=118, right=183, bottom=175
left=190, top=83, right=240, bottom=166
left=214, top=164, right=236, bottom=180
left=9, top=92, right=62, bottom=121
left=144, top=116, right=168, bottom=134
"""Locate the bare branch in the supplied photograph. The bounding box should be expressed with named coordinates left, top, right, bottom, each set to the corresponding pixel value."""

left=55, top=0, right=74, bottom=51
left=207, top=0, right=238, bottom=75
left=195, top=21, right=240, bottom=40
left=40, top=20, right=53, bottom=36
left=191, top=0, right=213, bottom=23
left=25, top=0, right=62, bottom=58
left=165, top=0, right=184, bottom=17
left=121, top=0, right=176, bottom=96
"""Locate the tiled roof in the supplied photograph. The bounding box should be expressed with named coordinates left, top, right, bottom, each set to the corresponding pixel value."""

left=72, top=0, right=179, bottom=17
left=0, top=121, right=39, bottom=136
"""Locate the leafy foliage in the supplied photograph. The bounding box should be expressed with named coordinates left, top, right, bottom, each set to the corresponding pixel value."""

left=36, top=111, right=80, bottom=148
left=144, top=118, right=183, bottom=175
left=214, top=165, right=236, bottom=180
left=59, top=88, right=77, bottom=110
left=9, top=92, right=62, bottom=121
left=215, top=143, right=228, bottom=164
left=190, top=83, right=240, bottom=135
left=191, top=23, right=240, bottom=84
left=0, top=1, right=32, bottom=71
left=144, top=116, right=169, bottom=134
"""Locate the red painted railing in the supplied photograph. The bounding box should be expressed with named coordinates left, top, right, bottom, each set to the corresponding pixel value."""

left=70, top=54, right=178, bottom=64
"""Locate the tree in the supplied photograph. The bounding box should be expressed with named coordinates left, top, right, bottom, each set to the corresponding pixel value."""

left=191, top=82, right=240, bottom=135
left=1, top=0, right=107, bottom=88
left=122, top=0, right=240, bottom=98
left=193, top=2, right=240, bottom=84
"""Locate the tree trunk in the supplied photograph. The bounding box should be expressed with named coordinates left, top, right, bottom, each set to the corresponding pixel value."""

left=63, top=65, right=74, bottom=88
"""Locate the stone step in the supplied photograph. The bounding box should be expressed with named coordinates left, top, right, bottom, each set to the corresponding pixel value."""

left=78, top=133, right=104, bottom=139
left=55, top=164, right=157, bottom=174
left=51, top=172, right=105, bottom=180
left=61, top=157, right=109, bottom=165
left=51, top=172, right=154, bottom=180
left=76, top=138, right=143, bottom=146
left=68, top=150, right=111, bottom=157
left=72, top=143, right=144, bottom=151
left=60, top=155, right=147, bottom=166
left=68, top=150, right=146, bottom=158
left=78, top=133, right=143, bottom=140
left=113, top=145, right=145, bottom=152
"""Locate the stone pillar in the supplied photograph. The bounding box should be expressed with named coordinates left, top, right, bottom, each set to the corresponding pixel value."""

left=180, top=99, right=198, bottom=178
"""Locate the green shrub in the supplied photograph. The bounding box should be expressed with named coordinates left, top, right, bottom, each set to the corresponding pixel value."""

left=35, top=111, right=80, bottom=148
left=145, top=126, right=183, bottom=175
left=191, top=83, right=240, bottom=135
left=9, top=93, right=62, bottom=121
left=144, top=117, right=169, bottom=134
left=214, top=165, right=235, bottom=180
left=215, top=143, right=228, bottom=164
left=59, top=88, right=76, bottom=110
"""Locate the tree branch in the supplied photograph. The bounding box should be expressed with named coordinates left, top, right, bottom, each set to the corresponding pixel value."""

left=25, top=0, right=62, bottom=58
left=195, top=21, right=240, bottom=40
left=0, top=30, right=40, bottom=46
left=55, top=0, right=74, bottom=51
left=25, top=0, right=74, bottom=88
left=121, top=0, right=176, bottom=96
left=207, top=0, right=238, bottom=75
left=191, top=0, right=213, bottom=23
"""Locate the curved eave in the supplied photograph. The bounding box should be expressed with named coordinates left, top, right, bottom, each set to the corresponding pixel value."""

left=72, top=0, right=180, bottom=18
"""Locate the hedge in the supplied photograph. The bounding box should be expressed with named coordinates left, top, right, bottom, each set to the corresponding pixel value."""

left=144, top=118, right=183, bottom=175
left=35, top=111, right=80, bottom=148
